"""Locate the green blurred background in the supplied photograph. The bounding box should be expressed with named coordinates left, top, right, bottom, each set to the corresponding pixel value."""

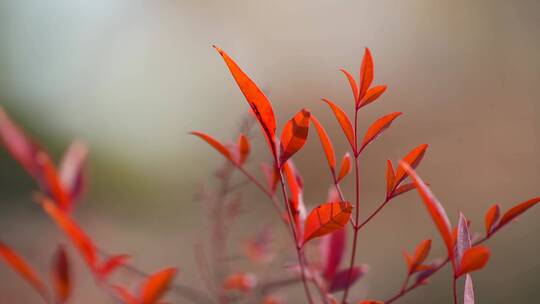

left=0, top=0, right=539, bottom=303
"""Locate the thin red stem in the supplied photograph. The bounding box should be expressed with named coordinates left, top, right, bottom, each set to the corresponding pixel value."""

left=453, top=275, right=458, bottom=304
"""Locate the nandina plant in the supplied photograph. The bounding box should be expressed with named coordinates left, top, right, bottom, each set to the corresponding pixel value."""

left=0, top=46, right=538, bottom=304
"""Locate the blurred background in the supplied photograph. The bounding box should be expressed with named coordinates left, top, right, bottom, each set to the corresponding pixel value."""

left=0, top=0, right=539, bottom=303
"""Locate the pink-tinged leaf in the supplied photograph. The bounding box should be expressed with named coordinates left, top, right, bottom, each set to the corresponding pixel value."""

left=112, top=285, right=138, bottom=304
left=464, top=274, right=474, bottom=304
left=322, top=98, right=356, bottom=152
left=139, top=267, right=178, bottom=304
left=328, top=265, right=368, bottom=292
left=59, top=141, right=88, bottom=203
left=98, top=254, right=130, bottom=280
left=359, top=112, right=402, bottom=153
left=340, top=68, right=359, bottom=105
left=37, top=152, right=72, bottom=212
left=358, top=85, right=387, bottom=109
left=358, top=48, right=374, bottom=100
left=386, top=160, right=395, bottom=198
left=399, top=162, right=454, bottom=258
left=336, top=153, right=351, bottom=183
left=302, top=202, right=352, bottom=245
left=457, top=246, right=490, bottom=277
left=237, top=134, right=250, bottom=165
left=279, top=109, right=311, bottom=165
left=320, top=223, right=346, bottom=281
left=311, top=115, right=336, bottom=172
left=484, top=204, right=500, bottom=236
left=456, top=212, right=472, bottom=274
left=51, top=245, right=71, bottom=303
left=213, top=46, right=276, bottom=151
left=394, top=144, right=428, bottom=187
left=222, top=272, right=257, bottom=293
left=0, top=107, right=41, bottom=177
left=41, top=198, right=97, bottom=269
left=190, top=131, right=234, bottom=163
left=498, top=197, right=540, bottom=229
left=0, top=241, right=48, bottom=301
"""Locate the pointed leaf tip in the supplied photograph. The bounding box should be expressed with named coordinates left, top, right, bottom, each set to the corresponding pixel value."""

left=359, top=112, right=402, bottom=153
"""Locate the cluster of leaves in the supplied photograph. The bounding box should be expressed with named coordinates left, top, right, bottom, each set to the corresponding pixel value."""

left=0, top=45, right=538, bottom=304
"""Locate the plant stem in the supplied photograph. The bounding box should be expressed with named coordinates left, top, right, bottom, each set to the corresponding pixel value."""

left=453, top=275, right=458, bottom=304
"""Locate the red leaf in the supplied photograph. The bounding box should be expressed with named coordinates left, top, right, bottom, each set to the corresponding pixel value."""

left=51, top=245, right=71, bottom=303
left=214, top=46, right=276, bottom=151
left=498, top=197, right=540, bottom=228
left=282, top=161, right=306, bottom=236
left=112, top=285, right=138, bottom=304
left=358, top=301, right=384, bottom=304
left=0, top=241, right=48, bottom=301
left=484, top=204, right=500, bottom=236
left=190, top=131, right=234, bottom=163
left=322, top=98, right=356, bottom=152
left=59, top=141, right=88, bottom=203
left=407, top=239, right=432, bottom=273
left=389, top=182, right=416, bottom=199
left=98, top=254, right=130, bottom=280
left=336, top=153, right=351, bottom=183
left=279, top=109, right=311, bottom=165
left=359, top=48, right=374, bottom=100
left=386, top=160, right=395, bottom=198
left=359, top=112, right=402, bottom=153
left=139, top=267, right=178, bottom=304
left=41, top=198, right=97, bottom=269
left=328, top=265, right=368, bottom=292
left=456, top=212, right=472, bottom=274
left=0, top=107, right=41, bottom=177
left=302, top=201, right=352, bottom=245
left=464, top=274, right=475, bottom=304
left=237, top=134, right=250, bottom=165
left=340, top=68, right=359, bottom=105
left=358, top=85, right=387, bottom=109
left=37, top=152, right=72, bottom=212
left=457, top=246, right=490, bottom=277
left=311, top=115, right=336, bottom=172
left=399, top=162, right=454, bottom=258
left=222, top=272, right=257, bottom=293
left=394, top=144, right=429, bottom=190
left=319, top=223, right=346, bottom=281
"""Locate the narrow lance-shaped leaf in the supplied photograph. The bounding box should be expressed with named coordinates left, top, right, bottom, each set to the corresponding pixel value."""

left=41, top=198, right=97, bottom=269
left=322, top=98, right=356, bottom=152
left=336, top=153, right=351, bottom=183
left=399, top=162, right=454, bottom=258
left=390, top=182, right=416, bottom=199
left=359, top=48, right=374, bottom=100
left=464, top=274, right=475, bottom=304
left=405, top=239, right=432, bottom=273
left=51, top=245, right=71, bottom=304
left=340, top=68, right=359, bottom=105
left=59, top=140, right=88, bottom=203
left=457, top=246, right=490, bottom=277
left=328, top=265, right=368, bottom=292
left=97, top=254, right=130, bottom=280
left=213, top=46, right=276, bottom=152
left=359, top=112, right=402, bottom=154
left=237, top=134, right=250, bottom=165
left=497, top=197, right=540, bottom=229
left=302, top=201, right=352, bottom=245
left=190, top=131, right=234, bottom=163
left=0, top=241, right=48, bottom=302
left=311, top=115, right=336, bottom=172
left=394, top=144, right=429, bottom=189
left=279, top=109, right=311, bottom=166
left=456, top=212, right=472, bottom=274
left=358, top=85, right=387, bottom=109
left=386, top=160, right=395, bottom=198
left=484, top=204, right=500, bottom=236
left=282, top=161, right=306, bottom=237
left=139, top=267, right=178, bottom=304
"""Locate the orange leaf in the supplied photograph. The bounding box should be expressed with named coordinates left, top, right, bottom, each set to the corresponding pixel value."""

left=322, top=98, right=356, bottom=152
left=311, top=115, right=336, bottom=172
left=190, top=131, right=234, bottom=163
left=302, top=201, right=352, bottom=245
left=214, top=46, right=276, bottom=151
left=386, top=160, right=395, bottom=197
left=279, top=109, right=311, bottom=165
left=484, top=204, right=500, bottom=236
left=358, top=48, right=374, bottom=100
left=457, top=246, right=490, bottom=277
left=37, top=152, right=72, bottom=212
left=359, top=112, right=402, bottom=153
left=498, top=197, right=540, bottom=228
left=51, top=245, right=71, bottom=303
left=340, top=68, right=359, bottom=105
left=411, top=239, right=431, bottom=273
left=41, top=198, right=97, bottom=269
left=0, top=241, right=48, bottom=301
left=358, top=85, right=387, bottom=108
left=237, top=134, right=250, bottom=165
left=336, top=153, right=351, bottom=183
left=98, top=254, right=130, bottom=280
left=394, top=144, right=428, bottom=188
left=399, top=162, right=454, bottom=258
left=222, top=272, right=257, bottom=292
left=139, top=267, right=178, bottom=304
